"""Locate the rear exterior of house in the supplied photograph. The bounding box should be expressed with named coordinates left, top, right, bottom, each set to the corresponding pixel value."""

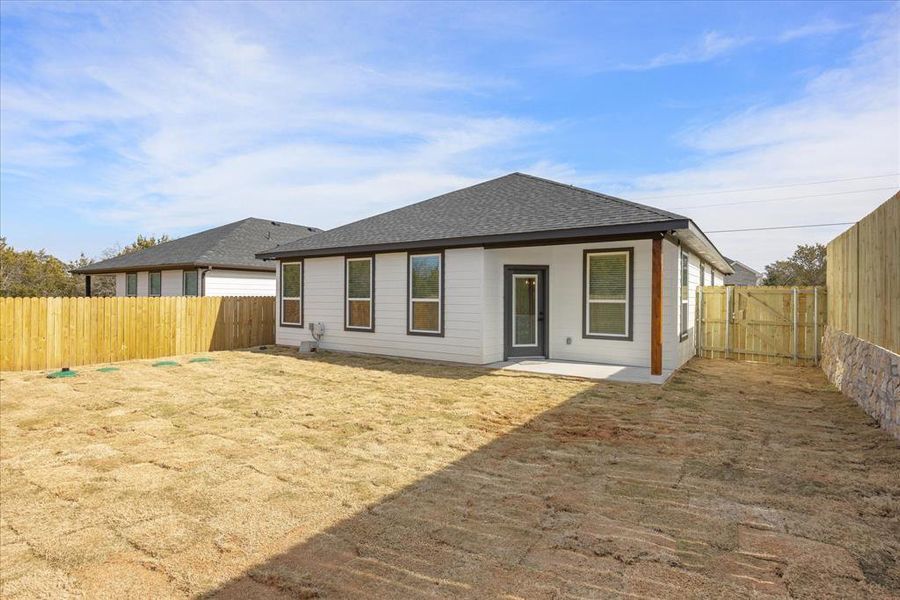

left=72, top=218, right=320, bottom=297
left=259, top=174, right=731, bottom=374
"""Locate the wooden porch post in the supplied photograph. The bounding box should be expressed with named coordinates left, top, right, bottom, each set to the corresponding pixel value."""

left=651, top=238, right=663, bottom=375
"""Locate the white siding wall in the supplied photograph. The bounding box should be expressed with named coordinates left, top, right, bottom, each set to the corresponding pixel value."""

left=275, top=240, right=704, bottom=369
left=110, top=268, right=270, bottom=296
left=662, top=240, right=701, bottom=369
left=482, top=240, right=652, bottom=366
left=203, top=270, right=275, bottom=296
left=161, top=270, right=183, bottom=296
left=276, top=249, right=484, bottom=363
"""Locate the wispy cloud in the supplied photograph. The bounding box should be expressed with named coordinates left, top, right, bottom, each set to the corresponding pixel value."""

left=0, top=3, right=541, bottom=237
left=597, top=12, right=900, bottom=269
left=615, top=31, right=752, bottom=71
left=778, top=18, right=850, bottom=43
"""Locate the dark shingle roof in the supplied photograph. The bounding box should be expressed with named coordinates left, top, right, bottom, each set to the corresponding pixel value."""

left=73, top=218, right=321, bottom=274
left=724, top=258, right=762, bottom=285
left=258, top=173, right=689, bottom=259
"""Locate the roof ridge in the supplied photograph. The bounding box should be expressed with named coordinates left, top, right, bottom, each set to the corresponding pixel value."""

left=511, top=172, right=687, bottom=221
left=302, top=174, right=514, bottom=238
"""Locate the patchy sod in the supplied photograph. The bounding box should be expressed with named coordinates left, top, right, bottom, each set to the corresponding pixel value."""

left=0, top=349, right=897, bottom=599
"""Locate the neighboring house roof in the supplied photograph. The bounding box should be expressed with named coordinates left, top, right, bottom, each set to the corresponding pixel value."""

left=258, top=172, right=733, bottom=273
left=724, top=258, right=763, bottom=286
left=73, top=218, right=322, bottom=274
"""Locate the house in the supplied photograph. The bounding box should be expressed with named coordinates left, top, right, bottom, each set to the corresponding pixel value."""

left=257, top=173, right=733, bottom=376
left=724, top=258, right=763, bottom=286
left=73, top=218, right=321, bottom=297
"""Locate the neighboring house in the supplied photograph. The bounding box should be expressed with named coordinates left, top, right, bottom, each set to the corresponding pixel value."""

left=257, top=173, right=733, bottom=375
left=724, top=258, right=763, bottom=286
left=73, top=218, right=321, bottom=297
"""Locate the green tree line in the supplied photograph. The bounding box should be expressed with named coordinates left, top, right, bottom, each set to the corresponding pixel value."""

left=1, top=234, right=169, bottom=297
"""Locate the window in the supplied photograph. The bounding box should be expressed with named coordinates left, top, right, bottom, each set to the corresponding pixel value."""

left=680, top=250, right=689, bottom=340
left=126, top=273, right=137, bottom=296
left=280, top=261, right=302, bottom=326
left=584, top=249, right=632, bottom=339
left=408, top=252, right=442, bottom=335
left=700, top=263, right=705, bottom=286
left=149, top=271, right=161, bottom=297
left=345, top=256, right=373, bottom=330
left=183, top=270, right=199, bottom=296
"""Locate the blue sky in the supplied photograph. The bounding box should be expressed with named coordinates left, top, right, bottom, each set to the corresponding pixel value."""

left=1, top=1, right=897, bottom=269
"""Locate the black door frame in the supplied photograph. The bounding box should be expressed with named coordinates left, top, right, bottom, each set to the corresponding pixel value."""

left=503, top=265, right=549, bottom=360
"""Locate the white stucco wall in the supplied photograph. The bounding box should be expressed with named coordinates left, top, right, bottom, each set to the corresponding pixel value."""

left=161, top=270, right=183, bottom=296
left=110, top=269, right=182, bottom=296
left=203, top=270, right=275, bottom=296
left=481, top=240, right=652, bottom=366
left=275, top=249, right=485, bottom=363
left=136, top=271, right=149, bottom=296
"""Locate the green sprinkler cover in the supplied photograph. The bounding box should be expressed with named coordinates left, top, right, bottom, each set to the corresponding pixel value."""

left=152, top=361, right=179, bottom=367
left=188, top=357, right=214, bottom=363
left=97, top=367, right=120, bottom=373
left=47, top=370, right=77, bottom=379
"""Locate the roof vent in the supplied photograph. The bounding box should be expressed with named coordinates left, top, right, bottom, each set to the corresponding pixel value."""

left=271, top=221, right=280, bottom=226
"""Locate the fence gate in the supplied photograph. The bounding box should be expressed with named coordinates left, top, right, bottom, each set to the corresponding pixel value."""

left=696, top=286, right=826, bottom=366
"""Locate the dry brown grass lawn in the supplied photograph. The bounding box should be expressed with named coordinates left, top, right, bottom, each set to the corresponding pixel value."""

left=1, top=348, right=898, bottom=599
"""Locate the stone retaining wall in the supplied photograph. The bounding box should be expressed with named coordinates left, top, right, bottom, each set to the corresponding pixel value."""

left=821, top=326, right=899, bottom=439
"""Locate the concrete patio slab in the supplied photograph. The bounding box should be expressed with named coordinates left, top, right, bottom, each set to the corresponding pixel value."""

left=485, top=358, right=673, bottom=384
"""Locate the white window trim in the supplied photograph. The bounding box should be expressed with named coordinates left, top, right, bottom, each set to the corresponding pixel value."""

left=585, top=250, right=630, bottom=338
left=126, top=273, right=137, bottom=297
left=280, top=261, right=302, bottom=326
left=511, top=273, right=539, bottom=347
left=345, top=257, right=373, bottom=330
left=408, top=253, right=442, bottom=334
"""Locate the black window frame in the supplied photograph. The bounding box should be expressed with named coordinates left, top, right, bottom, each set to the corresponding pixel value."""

left=407, top=250, right=444, bottom=337
left=126, top=272, right=138, bottom=297
left=344, top=255, right=375, bottom=332
left=148, top=271, right=162, bottom=297
left=582, top=247, right=634, bottom=341
left=279, top=260, right=304, bottom=328
left=183, top=270, right=199, bottom=297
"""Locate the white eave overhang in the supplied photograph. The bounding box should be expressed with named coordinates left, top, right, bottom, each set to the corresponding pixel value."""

left=671, top=221, right=733, bottom=274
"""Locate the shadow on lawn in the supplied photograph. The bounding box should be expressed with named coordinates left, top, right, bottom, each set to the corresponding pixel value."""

left=249, top=346, right=500, bottom=381
left=199, top=380, right=762, bottom=599
left=201, top=359, right=899, bottom=599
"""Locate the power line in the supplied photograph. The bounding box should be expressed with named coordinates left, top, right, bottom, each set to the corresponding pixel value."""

left=672, top=186, right=897, bottom=210
left=633, top=173, right=899, bottom=200
left=707, top=222, right=855, bottom=233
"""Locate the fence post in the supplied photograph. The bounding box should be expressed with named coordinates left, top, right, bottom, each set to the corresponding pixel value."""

left=696, top=287, right=704, bottom=357
left=724, top=286, right=731, bottom=360
left=791, top=287, right=798, bottom=365
left=813, top=286, right=819, bottom=365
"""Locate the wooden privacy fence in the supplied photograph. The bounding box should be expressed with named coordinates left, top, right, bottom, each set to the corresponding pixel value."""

left=696, top=286, right=827, bottom=366
left=826, top=192, right=899, bottom=353
left=0, top=296, right=275, bottom=372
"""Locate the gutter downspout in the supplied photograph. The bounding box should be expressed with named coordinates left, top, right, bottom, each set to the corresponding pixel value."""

left=200, top=267, right=211, bottom=296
